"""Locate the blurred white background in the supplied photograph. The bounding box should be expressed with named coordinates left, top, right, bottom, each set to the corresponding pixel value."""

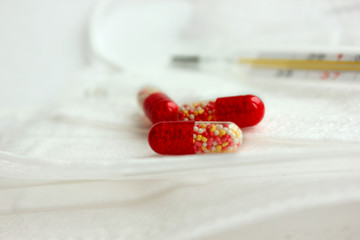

left=1, top=0, right=360, bottom=112
left=1, top=1, right=360, bottom=239
left=0, top=0, right=96, bottom=112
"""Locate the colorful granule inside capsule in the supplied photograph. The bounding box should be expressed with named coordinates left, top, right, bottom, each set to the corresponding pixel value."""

left=178, top=100, right=216, bottom=121
left=192, top=122, right=242, bottom=153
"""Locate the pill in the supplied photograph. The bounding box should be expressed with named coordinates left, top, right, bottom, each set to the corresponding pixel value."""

left=178, top=95, right=265, bottom=128
left=138, top=87, right=179, bottom=124
left=148, top=121, right=242, bottom=155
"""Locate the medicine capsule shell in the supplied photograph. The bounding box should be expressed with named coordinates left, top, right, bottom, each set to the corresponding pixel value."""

left=178, top=95, right=265, bottom=128
left=148, top=121, right=243, bottom=155
left=138, top=87, right=179, bottom=124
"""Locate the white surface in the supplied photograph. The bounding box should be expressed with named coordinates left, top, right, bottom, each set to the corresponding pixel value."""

left=1, top=174, right=360, bottom=239
left=0, top=69, right=359, bottom=179
left=1, top=0, right=360, bottom=239
left=0, top=0, right=97, bottom=113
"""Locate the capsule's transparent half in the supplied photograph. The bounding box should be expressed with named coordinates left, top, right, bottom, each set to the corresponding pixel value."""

left=178, top=100, right=216, bottom=121
left=148, top=121, right=243, bottom=155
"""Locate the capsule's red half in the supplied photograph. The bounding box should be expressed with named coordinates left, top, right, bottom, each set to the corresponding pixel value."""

left=148, top=121, right=243, bottom=155
left=178, top=95, right=265, bottom=128
left=215, top=95, right=265, bottom=128
left=138, top=88, right=179, bottom=124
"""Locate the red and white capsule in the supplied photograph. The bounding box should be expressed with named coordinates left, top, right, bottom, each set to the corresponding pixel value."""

left=148, top=121, right=242, bottom=155
left=178, top=95, right=265, bottom=128
left=138, top=87, right=179, bottom=124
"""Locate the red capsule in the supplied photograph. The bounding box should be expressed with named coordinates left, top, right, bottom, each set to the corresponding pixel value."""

left=178, top=95, right=265, bottom=128
left=138, top=87, right=179, bottom=124
left=148, top=121, right=242, bottom=155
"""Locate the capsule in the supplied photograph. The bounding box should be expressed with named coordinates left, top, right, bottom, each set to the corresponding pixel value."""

left=138, top=87, right=179, bottom=124
left=178, top=95, right=265, bottom=128
left=148, top=121, right=242, bottom=155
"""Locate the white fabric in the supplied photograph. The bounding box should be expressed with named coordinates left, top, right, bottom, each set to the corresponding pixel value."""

left=1, top=0, right=360, bottom=239
left=0, top=69, right=360, bottom=179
